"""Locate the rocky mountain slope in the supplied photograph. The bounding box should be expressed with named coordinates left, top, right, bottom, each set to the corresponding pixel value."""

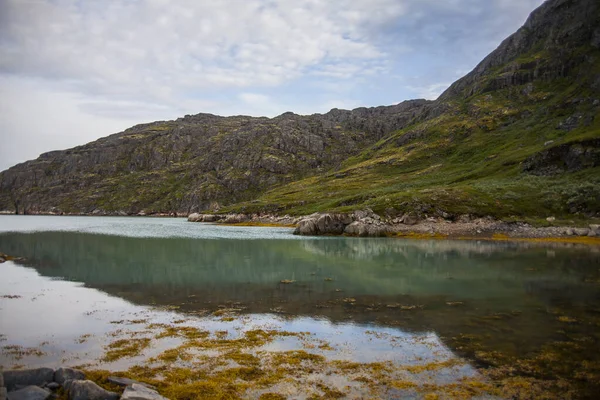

left=0, top=100, right=436, bottom=215
left=1, top=0, right=599, bottom=220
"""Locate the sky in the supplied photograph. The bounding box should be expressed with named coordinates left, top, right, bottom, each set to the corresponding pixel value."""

left=0, top=0, right=546, bottom=172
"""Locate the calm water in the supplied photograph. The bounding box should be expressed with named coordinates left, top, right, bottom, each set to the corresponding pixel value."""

left=1, top=215, right=600, bottom=397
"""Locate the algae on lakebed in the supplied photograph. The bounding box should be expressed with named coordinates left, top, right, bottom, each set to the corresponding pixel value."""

left=76, top=314, right=600, bottom=399
left=79, top=322, right=497, bottom=399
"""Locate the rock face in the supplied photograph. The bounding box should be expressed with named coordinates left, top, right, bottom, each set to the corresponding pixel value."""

left=440, top=0, right=600, bottom=100
left=523, top=138, right=600, bottom=175
left=3, top=369, right=54, bottom=392
left=0, top=101, right=432, bottom=215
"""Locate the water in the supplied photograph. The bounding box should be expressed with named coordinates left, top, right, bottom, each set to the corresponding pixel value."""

left=1, top=215, right=599, bottom=398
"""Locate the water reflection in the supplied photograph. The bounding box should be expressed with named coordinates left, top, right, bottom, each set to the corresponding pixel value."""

left=1, top=226, right=600, bottom=397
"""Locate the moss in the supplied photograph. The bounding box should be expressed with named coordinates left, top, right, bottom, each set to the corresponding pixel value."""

left=101, top=338, right=151, bottom=362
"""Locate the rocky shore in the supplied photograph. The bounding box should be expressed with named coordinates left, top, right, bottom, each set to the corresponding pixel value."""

left=187, top=210, right=600, bottom=241
left=0, top=367, right=168, bottom=400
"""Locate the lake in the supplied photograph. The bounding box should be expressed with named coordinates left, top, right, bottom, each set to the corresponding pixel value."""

left=1, top=215, right=599, bottom=399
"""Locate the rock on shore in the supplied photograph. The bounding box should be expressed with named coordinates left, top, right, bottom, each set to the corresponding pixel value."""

left=0, top=368, right=169, bottom=400
left=188, top=209, right=600, bottom=240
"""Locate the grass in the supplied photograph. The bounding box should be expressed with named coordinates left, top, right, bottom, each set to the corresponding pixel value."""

left=220, top=53, right=600, bottom=222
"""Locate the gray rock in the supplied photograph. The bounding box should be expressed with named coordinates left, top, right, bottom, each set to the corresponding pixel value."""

left=344, top=221, right=388, bottom=237
left=223, top=214, right=248, bottom=224
left=120, top=384, right=167, bottom=400
left=401, top=213, right=419, bottom=226
left=202, top=214, right=221, bottom=222
left=546, top=216, right=555, bottom=222
left=65, top=380, right=119, bottom=400
left=573, top=228, right=590, bottom=236
left=54, top=368, right=85, bottom=386
left=3, top=369, right=54, bottom=391
left=187, top=212, right=201, bottom=222
left=44, top=383, right=59, bottom=391
left=293, top=213, right=352, bottom=236
left=107, top=377, right=155, bottom=389
left=564, top=228, right=574, bottom=236
left=6, top=386, right=51, bottom=400
left=590, top=224, right=600, bottom=234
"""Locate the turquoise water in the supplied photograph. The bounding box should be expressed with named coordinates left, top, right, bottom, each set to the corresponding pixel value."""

left=1, top=215, right=599, bottom=397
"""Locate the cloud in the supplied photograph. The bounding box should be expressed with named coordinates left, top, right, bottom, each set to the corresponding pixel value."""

left=0, top=0, right=546, bottom=170
left=406, top=83, right=452, bottom=101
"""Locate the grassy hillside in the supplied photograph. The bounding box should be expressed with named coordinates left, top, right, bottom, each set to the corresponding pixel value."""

left=222, top=46, right=600, bottom=223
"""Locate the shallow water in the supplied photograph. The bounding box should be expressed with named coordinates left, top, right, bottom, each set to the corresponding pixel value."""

left=1, top=215, right=600, bottom=398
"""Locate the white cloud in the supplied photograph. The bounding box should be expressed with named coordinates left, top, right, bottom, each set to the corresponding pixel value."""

left=0, top=0, right=548, bottom=170
left=406, top=83, right=451, bottom=100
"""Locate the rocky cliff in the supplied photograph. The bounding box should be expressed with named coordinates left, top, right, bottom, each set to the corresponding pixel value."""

left=1, top=0, right=599, bottom=219
left=0, top=100, right=433, bottom=215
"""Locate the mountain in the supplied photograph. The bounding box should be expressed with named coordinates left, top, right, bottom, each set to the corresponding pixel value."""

left=1, top=0, right=599, bottom=221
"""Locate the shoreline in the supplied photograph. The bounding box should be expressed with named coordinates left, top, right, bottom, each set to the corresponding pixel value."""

left=2, top=211, right=600, bottom=245
left=187, top=211, right=600, bottom=245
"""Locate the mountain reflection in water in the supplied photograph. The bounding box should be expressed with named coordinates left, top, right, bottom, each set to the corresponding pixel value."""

left=1, top=222, right=600, bottom=397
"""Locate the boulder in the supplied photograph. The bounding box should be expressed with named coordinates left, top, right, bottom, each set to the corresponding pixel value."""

left=187, top=213, right=202, bottom=222
left=294, top=218, right=318, bottom=235
left=3, top=369, right=54, bottom=391
left=54, top=368, right=85, bottom=386
left=121, top=384, right=168, bottom=400
left=573, top=228, right=590, bottom=236
left=6, top=386, right=51, bottom=400
left=223, top=214, right=248, bottom=224
left=400, top=213, right=419, bottom=226
left=590, top=224, right=600, bottom=234
left=344, top=222, right=389, bottom=237
left=65, top=380, right=119, bottom=400
left=202, top=214, right=221, bottom=222
left=293, top=213, right=352, bottom=236
left=107, top=376, right=155, bottom=389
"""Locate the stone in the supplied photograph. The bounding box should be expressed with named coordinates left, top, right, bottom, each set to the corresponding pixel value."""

left=65, top=380, right=119, bottom=400
left=565, top=228, right=574, bottom=236
left=573, top=228, right=590, bottom=236
left=53, top=368, right=85, bottom=386
left=107, top=376, right=155, bottom=389
left=120, top=384, right=168, bottom=400
left=401, top=213, right=419, bottom=226
left=187, top=213, right=201, bottom=222
left=3, top=369, right=54, bottom=391
left=590, top=224, right=600, bottom=234
left=44, top=383, right=59, bottom=391
left=6, top=386, right=51, bottom=400
left=344, top=222, right=388, bottom=237
left=546, top=216, right=555, bottom=222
